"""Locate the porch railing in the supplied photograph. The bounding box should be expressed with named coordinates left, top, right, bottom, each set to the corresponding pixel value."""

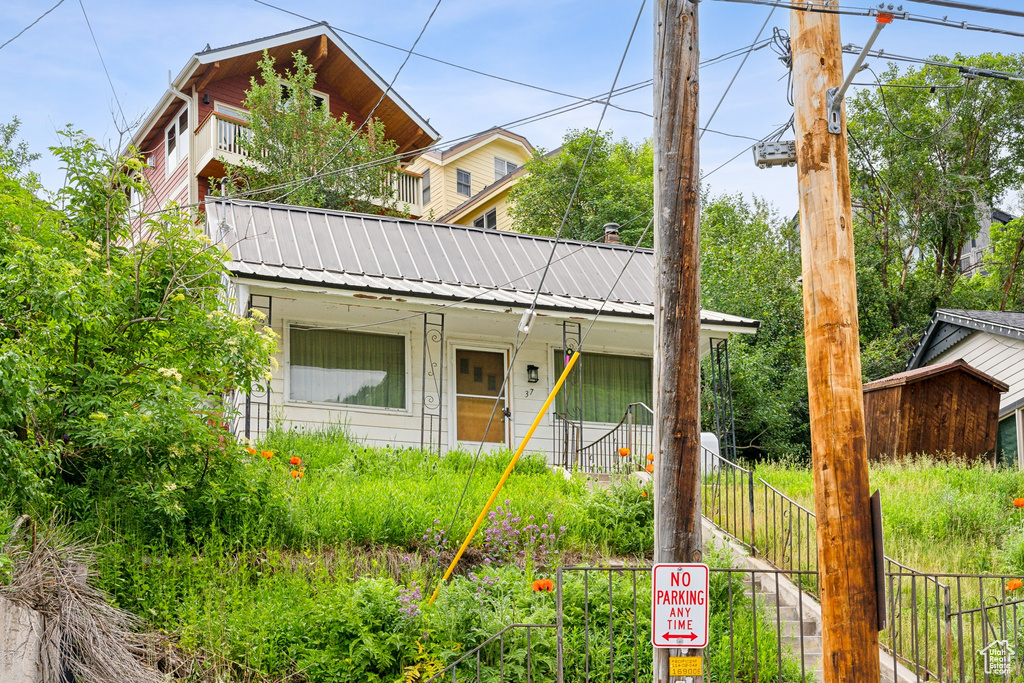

left=554, top=403, right=654, bottom=474
left=194, top=111, right=423, bottom=216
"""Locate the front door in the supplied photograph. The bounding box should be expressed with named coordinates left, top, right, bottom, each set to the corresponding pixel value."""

left=455, top=349, right=508, bottom=444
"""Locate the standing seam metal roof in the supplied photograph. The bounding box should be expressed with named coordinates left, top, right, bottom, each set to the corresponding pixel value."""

left=211, top=200, right=760, bottom=328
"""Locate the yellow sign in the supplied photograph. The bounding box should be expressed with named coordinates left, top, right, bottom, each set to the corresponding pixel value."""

left=669, top=656, right=703, bottom=677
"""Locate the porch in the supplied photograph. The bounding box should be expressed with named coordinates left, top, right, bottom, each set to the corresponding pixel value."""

left=194, top=111, right=424, bottom=216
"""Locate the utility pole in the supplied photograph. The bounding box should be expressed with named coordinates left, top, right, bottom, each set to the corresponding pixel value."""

left=653, top=0, right=702, bottom=680
left=791, top=4, right=881, bottom=682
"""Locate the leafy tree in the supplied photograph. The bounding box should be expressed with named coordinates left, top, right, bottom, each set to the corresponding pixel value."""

left=507, top=129, right=653, bottom=243
left=0, top=127, right=276, bottom=534
left=221, top=50, right=403, bottom=215
left=847, top=54, right=1024, bottom=314
left=701, top=194, right=810, bottom=459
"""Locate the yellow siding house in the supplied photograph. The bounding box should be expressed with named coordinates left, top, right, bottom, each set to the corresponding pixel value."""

left=407, top=127, right=534, bottom=231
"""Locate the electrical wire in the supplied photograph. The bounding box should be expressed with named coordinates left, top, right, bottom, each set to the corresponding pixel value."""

left=78, top=0, right=128, bottom=131
left=701, top=5, right=777, bottom=139
left=843, top=45, right=1024, bottom=81
left=905, top=0, right=1024, bottom=20
left=0, top=0, right=66, bottom=52
left=869, top=66, right=974, bottom=142
left=270, top=0, right=444, bottom=205
left=708, top=0, right=1024, bottom=39
left=436, top=0, right=648, bottom=571
left=701, top=116, right=794, bottom=180
left=770, top=27, right=795, bottom=106
left=252, top=0, right=772, bottom=119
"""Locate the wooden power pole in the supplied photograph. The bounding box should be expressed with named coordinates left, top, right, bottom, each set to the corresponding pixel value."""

left=653, top=0, right=702, bottom=680
left=791, top=4, right=881, bottom=681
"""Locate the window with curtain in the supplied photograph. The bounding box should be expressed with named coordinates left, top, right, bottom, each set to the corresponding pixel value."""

left=553, top=350, right=653, bottom=423
left=289, top=327, right=406, bottom=409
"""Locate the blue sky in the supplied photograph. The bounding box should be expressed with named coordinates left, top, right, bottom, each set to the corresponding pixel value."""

left=1, top=0, right=1022, bottom=218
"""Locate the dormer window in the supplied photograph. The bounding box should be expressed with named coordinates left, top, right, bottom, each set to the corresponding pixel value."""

left=164, top=105, right=189, bottom=177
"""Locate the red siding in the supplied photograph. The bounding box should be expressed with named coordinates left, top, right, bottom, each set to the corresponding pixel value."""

left=140, top=133, right=190, bottom=214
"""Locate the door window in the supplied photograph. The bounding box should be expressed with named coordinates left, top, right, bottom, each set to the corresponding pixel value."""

left=455, top=349, right=506, bottom=443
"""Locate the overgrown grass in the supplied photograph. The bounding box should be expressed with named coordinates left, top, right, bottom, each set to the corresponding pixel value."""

left=756, top=457, right=1024, bottom=576
left=250, top=426, right=654, bottom=557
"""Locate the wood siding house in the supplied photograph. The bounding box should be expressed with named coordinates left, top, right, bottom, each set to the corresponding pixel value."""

left=209, top=199, right=759, bottom=462
left=863, top=360, right=1007, bottom=463
left=128, top=23, right=439, bottom=216
left=907, top=309, right=1024, bottom=467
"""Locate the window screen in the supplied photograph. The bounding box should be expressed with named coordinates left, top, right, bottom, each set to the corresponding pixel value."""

left=422, top=169, right=431, bottom=204
left=494, top=157, right=519, bottom=181
left=553, top=350, right=653, bottom=423
left=290, top=327, right=406, bottom=409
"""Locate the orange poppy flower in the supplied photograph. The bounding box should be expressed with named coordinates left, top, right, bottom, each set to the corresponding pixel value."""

left=646, top=453, right=655, bottom=462
left=645, top=463, right=654, bottom=474
left=641, top=490, right=648, bottom=498
left=1014, top=498, right=1024, bottom=508
left=618, top=447, right=630, bottom=457
left=261, top=450, right=273, bottom=459
left=532, top=579, right=553, bottom=592
left=291, top=470, right=301, bottom=479
left=289, top=456, right=301, bottom=466
left=246, top=447, right=257, bottom=455
left=1008, top=579, right=1023, bottom=591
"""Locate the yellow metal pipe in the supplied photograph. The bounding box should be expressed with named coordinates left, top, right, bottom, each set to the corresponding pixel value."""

left=427, top=349, right=581, bottom=605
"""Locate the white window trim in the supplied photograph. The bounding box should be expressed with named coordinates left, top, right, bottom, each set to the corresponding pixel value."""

left=474, top=208, right=497, bottom=230
left=494, top=156, right=519, bottom=181
left=282, top=321, right=413, bottom=415
left=164, top=104, right=189, bottom=179
left=456, top=168, right=472, bottom=197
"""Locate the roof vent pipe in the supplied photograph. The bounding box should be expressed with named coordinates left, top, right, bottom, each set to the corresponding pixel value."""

left=604, top=223, right=620, bottom=244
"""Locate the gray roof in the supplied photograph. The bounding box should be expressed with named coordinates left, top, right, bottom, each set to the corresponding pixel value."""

left=209, top=200, right=759, bottom=330
left=907, top=309, right=1024, bottom=369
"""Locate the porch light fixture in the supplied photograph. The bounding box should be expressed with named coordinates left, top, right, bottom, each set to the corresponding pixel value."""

left=526, top=365, right=539, bottom=383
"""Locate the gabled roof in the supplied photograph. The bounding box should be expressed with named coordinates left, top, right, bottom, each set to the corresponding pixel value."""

left=133, top=23, right=438, bottom=155
left=421, top=127, right=534, bottom=165
left=865, top=359, right=1008, bottom=394
left=906, top=309, right=1024, bottom=370
left=208, top=199, right=759, bottom=331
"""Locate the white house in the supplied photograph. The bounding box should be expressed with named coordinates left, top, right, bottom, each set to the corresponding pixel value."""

left=209, top=199, right=759, bottom=465
left=906, top=309, right=1024, bottom=467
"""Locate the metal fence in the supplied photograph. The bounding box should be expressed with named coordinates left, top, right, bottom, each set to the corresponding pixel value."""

left=554, top=403, right=654, bottom=474
left=426, top=624, right=556, bottom=683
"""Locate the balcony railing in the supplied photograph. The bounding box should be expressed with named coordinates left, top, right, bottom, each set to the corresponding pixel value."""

left=194, top=111, right=423, bottom=217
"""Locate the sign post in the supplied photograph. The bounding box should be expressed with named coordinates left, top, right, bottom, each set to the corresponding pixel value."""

left=652, top=563, right=709, bottom=662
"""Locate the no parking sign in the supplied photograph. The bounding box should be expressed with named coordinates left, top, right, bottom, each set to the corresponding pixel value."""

left=651, top=563, right=709, bottom=649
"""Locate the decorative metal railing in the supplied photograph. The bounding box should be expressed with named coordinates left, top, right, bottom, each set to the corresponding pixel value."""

left=570, top=403, right=655, bottom=474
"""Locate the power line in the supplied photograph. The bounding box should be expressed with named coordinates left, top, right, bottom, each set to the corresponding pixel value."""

left=252, top=0, right=770, bottom=119
left=843, top=45, right=1024, bottom=81
left=436, top=0, right=648, bottom=583
left=271, top=0, right=444, bottom=204
left=701, top=5, right=777, bottom=139
left=0, top=0, right=66, bottom=52
left=905, top=0, right=1024, bottom=19
left=709, top=0, right=1024, bottom=39
left=78, top=0, right=128, bottom=131
left=868, top=66, right=974, bottom=142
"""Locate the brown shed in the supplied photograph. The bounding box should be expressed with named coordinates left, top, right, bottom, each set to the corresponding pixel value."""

left=863, top=359, right=1008, bottom=463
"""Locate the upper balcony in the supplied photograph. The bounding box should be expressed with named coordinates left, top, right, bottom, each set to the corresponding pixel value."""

left=195, top=111, right=423, bottom=217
